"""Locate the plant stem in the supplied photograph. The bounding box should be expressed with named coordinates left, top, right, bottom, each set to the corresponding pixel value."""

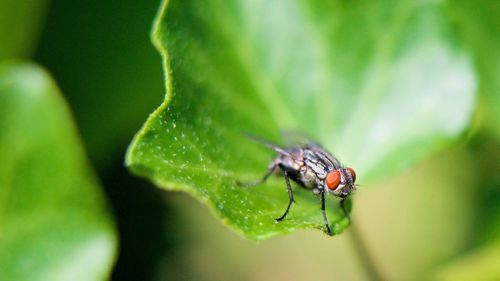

left=347, top=220, right=385, bottom=281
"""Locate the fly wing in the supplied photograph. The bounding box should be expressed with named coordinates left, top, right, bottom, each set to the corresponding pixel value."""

left=280, top=130, right=324, bottom=149
left=283, top=130, right=343, bottom=170
left=243, top=133, right=292, bottom=157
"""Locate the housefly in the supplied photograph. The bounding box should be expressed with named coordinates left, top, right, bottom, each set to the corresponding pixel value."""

left=237, top=135, right=357, bottom=235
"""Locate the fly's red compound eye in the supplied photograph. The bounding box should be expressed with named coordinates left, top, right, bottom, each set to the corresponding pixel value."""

left=326, top=170, right=341, bottom=190
left=347, top=167, right=356, bottom=182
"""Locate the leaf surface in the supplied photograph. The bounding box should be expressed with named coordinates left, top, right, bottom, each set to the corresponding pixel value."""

left=447, top=0, right=500, bottom=139
left=127, top=0, right=476, bottom=239
left=0, top=62, right=117, bottom=280
left=434, top=239, right=500, bottom=281
left=0, top=0, right=48, bottom=59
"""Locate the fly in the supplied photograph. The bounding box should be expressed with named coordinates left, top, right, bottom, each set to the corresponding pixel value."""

left=237, top=135, right=357, bottom=235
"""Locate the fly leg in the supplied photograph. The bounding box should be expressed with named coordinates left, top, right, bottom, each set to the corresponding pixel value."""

left=236, top=163, right=277, bottom=187
left=321, top=190, right=333, bottom=234
left=340, top=198, right=351, bottom=221
left=275, top=170, right=295, bottom=222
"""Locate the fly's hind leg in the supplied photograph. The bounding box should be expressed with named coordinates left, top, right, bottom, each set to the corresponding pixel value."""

left=275, top=170, right=295, bottom=222
left=236, top=162, right=278, bottom=187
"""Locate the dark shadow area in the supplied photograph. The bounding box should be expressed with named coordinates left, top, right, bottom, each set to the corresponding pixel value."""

left=468, top=133, right=500, bottom=244
left=101, top=160, right=177, bottom=281
left=32, top=0, right=184, bottom=280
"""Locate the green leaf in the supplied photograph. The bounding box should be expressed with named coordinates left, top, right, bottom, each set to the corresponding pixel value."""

left=0, top=0, right=49, bottom=59
left=0, top=62, right=117, bottom=280
left=446, top=0, right=500, bottom=139
left=433, top=239, right=500, bottom=281
left=127, top=0, right=476, bottom=239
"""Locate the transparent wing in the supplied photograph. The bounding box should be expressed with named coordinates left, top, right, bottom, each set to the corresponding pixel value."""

left=280, top=130, right=322, bottom=148
left=243, top=133, right=291, bottom=157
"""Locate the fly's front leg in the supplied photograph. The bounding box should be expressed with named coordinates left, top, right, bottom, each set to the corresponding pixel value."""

left=340, top=198, right=350, bottom=221
left=236, top=162, right=278, bottom=187
left=275, top=170, right=295, bottom=222
left=321, top=190, right=332, bottom=234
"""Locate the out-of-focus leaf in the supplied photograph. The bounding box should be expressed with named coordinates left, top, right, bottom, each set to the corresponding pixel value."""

left=433, top=239, right=500, bottom=281
left=446, top=0, right=500, bottom=139
left=0, top=62, right=117, bottom=280
left=127, top=0, right=476, bottom=239
left=0, top=0, right=48, bottom=59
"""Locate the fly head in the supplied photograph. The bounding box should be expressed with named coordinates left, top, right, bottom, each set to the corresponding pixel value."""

left=325, top=167, right=357, bottom=197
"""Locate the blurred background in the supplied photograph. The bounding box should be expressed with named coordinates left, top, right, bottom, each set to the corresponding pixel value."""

left=2, top=0, right=499, bottom=280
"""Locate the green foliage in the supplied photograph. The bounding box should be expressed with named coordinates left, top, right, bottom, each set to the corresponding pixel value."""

left=434, top=239, right=500, bottom=281
left=0, top=62, right=117, bottom=281
left=0, top=0, right=48, bottom=59
left=126, top=0, right=476, bottom=239
left=446, top=0, right=500, bottom=139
